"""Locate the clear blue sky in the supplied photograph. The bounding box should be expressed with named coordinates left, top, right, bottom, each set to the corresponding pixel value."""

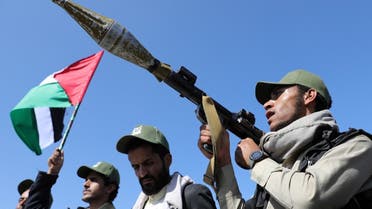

left=2, top=0, right=371, bottom=208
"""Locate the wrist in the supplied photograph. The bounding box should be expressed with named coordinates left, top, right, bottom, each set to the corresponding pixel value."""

left=47, top=168, right=60, bottom=175
left=249, top=150, right=266, bottom=169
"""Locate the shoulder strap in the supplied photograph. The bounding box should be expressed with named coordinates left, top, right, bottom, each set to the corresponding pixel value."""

left=251, top=185, right=269, bottom=209
left=252, top=128, right=370, bottom=209
left=299, top=128, right=371, bottom=172
left=181, top=182, right=193, bottom=209
left=201, top=95, right=224, bottom=192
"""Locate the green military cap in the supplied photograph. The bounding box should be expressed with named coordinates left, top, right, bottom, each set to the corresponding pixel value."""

left=18, top=179, right=34, bottom=195
left=255, top=69, right=332, bottom=108
left=77, top=161, right=120, bottom=185
left=116, top=125, right=169, bottom=154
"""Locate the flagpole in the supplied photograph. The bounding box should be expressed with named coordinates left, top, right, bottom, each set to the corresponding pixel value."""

left=58, top=103, right=81, bottom=150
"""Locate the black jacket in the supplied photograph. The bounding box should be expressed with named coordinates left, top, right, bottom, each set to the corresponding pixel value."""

left=182, top=183, right=217, bottom=209
left=23, top=171, right=57, bottom=209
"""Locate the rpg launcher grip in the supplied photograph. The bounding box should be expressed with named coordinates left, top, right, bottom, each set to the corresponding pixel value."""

left=52, top=0, right=265, bottom=150
left=149, top=60, right=264, bottom=148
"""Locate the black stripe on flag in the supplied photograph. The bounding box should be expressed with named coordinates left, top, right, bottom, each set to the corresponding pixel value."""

left=50, top=107, right=66, bottom=142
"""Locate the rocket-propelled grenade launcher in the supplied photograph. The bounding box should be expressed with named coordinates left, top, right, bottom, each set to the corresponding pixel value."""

left=52, top=0, right=264, bottom=149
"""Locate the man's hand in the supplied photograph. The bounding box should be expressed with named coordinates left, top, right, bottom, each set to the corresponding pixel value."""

left=197, top=124, right=231, bottom=167
left=235, top=138, right=260, bottom=169
left=47, top=148, right=64, bottom=175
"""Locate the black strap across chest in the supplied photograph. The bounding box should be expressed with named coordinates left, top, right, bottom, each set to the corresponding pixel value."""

left=299, top=128, right=371, bottom=172
left=250, top=127, right=372, bottom=209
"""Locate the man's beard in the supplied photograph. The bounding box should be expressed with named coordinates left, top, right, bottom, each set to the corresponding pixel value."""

left=139, top=160, right=170, bottom=195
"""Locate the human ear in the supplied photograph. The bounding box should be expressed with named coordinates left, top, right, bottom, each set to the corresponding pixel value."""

left=164, top=153, right=172, bottom=168
left=105, top=184, right=116, bottom=194
left=304, top=88, right=317, bottom=105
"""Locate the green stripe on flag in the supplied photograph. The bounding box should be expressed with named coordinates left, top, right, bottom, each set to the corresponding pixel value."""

left=10, top=82, right=71, bottom=155
left=13, top=82, right=72, bottom=109
left=10, top=108, right=41, bottom=154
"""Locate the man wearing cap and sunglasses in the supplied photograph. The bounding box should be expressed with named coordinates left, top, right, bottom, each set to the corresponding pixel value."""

left=16, top=179, right=35, bottom=209
left=20, top=148, right=60, bottom=209
left=116, top=125, right=217, bottom=209
left=23, top=148, right=120, bottom=209
left=197, top=70, right=372, bottom=209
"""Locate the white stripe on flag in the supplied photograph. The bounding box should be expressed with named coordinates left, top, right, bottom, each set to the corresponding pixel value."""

left=34, top=107, right=55, bottom=149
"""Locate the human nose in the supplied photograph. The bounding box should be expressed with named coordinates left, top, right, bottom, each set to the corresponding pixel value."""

left=17, top=199, right=26, bottom=209
left=83, top=179, right=90, bottom=188
left=136, top=165, right=148, bottom=178
left=263, top=99, right=274, bottom=110
left=21, top=200, right=26, bottom=208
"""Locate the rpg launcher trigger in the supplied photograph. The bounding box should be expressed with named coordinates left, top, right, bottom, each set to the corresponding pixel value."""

left=196, top=106, right=259, bottom=154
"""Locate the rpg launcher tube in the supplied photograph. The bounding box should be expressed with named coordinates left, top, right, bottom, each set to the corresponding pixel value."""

left=52, top=0, right=264, bottom=143
left=52, top=0, right=171, bottom=81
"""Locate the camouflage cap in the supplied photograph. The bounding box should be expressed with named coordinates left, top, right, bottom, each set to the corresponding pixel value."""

left=77, top=161, right=120, bottom=185
left=255, top=69, right=332, bottom=108
left=18, top=179, right=34, bottom=195
left=116, top=125, right=169, bottom=154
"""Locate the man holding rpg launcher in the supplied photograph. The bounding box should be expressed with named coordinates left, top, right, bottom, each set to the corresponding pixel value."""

left=198, top=70, right=372, bottom=209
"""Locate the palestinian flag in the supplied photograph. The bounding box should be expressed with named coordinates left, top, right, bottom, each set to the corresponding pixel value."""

left=10, top=50, right=104, bottom=155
